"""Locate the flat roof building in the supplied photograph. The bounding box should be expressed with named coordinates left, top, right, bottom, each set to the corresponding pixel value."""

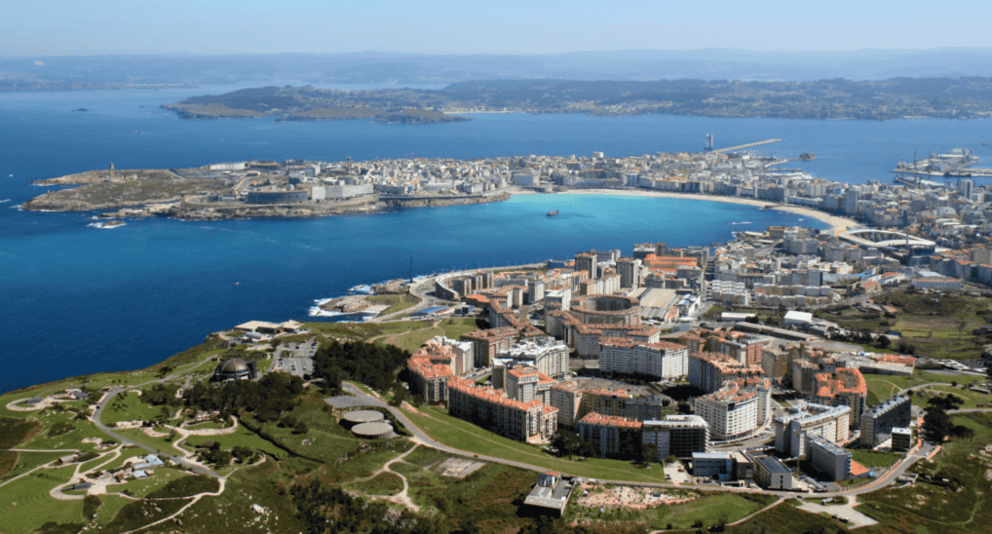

left=808, top=435, right=852, bottom=481
left=752, top=454, right=794, bottom=490
left=860, top=395, right=912, bottom=448
left=774, top=401, right=851, bottom=458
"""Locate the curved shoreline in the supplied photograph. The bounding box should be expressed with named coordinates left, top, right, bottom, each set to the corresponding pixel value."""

left=513, top=188, right=858, bottom=234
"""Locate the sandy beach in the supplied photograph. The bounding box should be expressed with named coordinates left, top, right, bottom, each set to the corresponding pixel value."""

left=511, top=188, right=858, bottom=234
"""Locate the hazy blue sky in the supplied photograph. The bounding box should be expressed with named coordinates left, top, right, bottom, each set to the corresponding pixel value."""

left=3, top=0, right=991, bottom=57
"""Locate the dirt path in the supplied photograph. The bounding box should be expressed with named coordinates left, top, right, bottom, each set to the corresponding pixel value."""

left=359, top=445, right=420, bottom=512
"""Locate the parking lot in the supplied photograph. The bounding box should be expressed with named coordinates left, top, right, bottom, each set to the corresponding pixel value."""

left=273, top=338, right=319, bottom=378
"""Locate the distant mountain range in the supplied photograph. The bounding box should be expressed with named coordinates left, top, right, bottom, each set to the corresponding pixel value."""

left=1, top=48, right=990, bottom=90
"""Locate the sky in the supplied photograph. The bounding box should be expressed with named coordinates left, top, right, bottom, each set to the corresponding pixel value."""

left=2, top=0, right=991, bottom=57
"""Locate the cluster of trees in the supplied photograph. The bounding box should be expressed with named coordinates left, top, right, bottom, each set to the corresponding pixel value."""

left=922, top=393, right=974, bottom=441
left=183, top=373, right=304, bottom=422
left=312, top=340, right=410, bottom=393
left=193, top=440, right=257, bottom=466
left=291, top=480, right=441, bottom=534
left=551, top=429, right=668, bottom=465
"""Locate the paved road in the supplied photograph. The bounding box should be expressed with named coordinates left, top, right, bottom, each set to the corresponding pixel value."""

left=92, top=385, right=221, bottom=479
left=337, top=384, right=922, bottom=499
left=372, top=262, right=548, bottom=323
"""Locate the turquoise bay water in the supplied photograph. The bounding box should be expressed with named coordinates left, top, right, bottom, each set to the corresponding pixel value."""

left=1, top=86, right=990, bottom=392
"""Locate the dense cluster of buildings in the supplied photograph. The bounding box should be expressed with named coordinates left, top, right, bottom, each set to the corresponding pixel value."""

left=399, top=217, right=938, bottom=488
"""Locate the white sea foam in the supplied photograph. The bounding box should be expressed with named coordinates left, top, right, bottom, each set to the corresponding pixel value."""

left=87, top=221, right=126, bottom=229
left=348, top=284, right=373, bottom=294
left=0, top=199, right=9, bottom=204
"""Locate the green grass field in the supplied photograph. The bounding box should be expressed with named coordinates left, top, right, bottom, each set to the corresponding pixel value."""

left=22, top=411, right=106, bottom=450
left=108, top=466, right=186, bottom=498
left=252, top=394, right=359, bottom=463
left=368, top=294, right=422, bottom=316
left=0, top=465, right=84, bottom=534
left=348, top=472, right=404, bottom=496
left=816, top=290, right=992, bottom=360
left=101, top=391, right=177, bottom=425
left=115, top=428, right=181, bottom=455
left=849, top=448, right=901, bottom=468
left=185, top=426, right=288, bottom=459
left=864, top=370, right=977, bottom=407
left=1, top=451, right=65, bottom=481
left=952, top=413, right=992, bottom=440
left=437, top=318, right=484, bottom=339
left=401, top=406, right=664, bottom=483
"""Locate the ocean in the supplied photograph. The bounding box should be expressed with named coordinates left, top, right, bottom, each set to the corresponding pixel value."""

left=1, top=85, right=991, bottom=392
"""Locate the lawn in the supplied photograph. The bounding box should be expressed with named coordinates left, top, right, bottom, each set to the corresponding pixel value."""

left=94, top=494, right=132, bottom=527
left=952, top=412, right=992, bottom=440
left=251, top=393, right=360, bottom=463
left=401, top=405, right=664, bottom=483
left=864, top=370, right=976, bottom=407
left=912, top=385, right=992, bottom=409
left=849, top=448, right=901, bottom=468
left=184, top=426, right=288, bottom=460
left=437, top=318, right=485, bottom=339
left=115, top=428, right=183, bottom=455
left=100, top=390, right=176, bottom=425
left=1, top=451, right=65, bottom=481
left=381, top=325, right=444, bottom=353
left=21, top=411, right=106, bottom=450
left=107, top=466, right=186, bottom=498
left=0, top=465, right=84, bottom=534
left=368, top=293, right=421, bottom=316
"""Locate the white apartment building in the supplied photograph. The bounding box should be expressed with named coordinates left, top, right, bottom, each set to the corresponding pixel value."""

left=694, top=379, right=771, bottom=441
left=599, top=338, right=688, bottom=380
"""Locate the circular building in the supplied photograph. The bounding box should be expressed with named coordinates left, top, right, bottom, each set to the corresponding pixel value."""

left=571, top=294, right=641, bottom=326
left=351, top=422, right=394, bottom=439
left=343, top=410, right=385, bottom=425
left=213, top=358, right=256, bottom=381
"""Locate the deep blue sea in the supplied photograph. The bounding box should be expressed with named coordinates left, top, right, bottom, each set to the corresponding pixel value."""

left=2, top=85, right=991, bottom=393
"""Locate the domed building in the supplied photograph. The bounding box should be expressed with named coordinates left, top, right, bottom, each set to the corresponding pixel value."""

left=213, top=358, right=258, bottom=381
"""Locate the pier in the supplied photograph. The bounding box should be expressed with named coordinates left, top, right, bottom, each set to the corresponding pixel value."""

left=713, top=138, right=782, bottom=153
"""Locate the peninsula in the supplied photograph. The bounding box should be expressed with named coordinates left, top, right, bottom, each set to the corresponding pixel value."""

left=21, top=142, right=984, bottom=235
left=163, top=77, right=992, bottom=122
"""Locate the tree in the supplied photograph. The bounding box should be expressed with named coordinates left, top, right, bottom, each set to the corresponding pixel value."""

left=876, top=335, right=891, bottom=350
left=552, top=429, right=580, bottom=460
left=580, top=440, right=596, bottom=458
left=923, top=404, right=953, bottom=442
left=641, top=442, right=658, bottom=465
